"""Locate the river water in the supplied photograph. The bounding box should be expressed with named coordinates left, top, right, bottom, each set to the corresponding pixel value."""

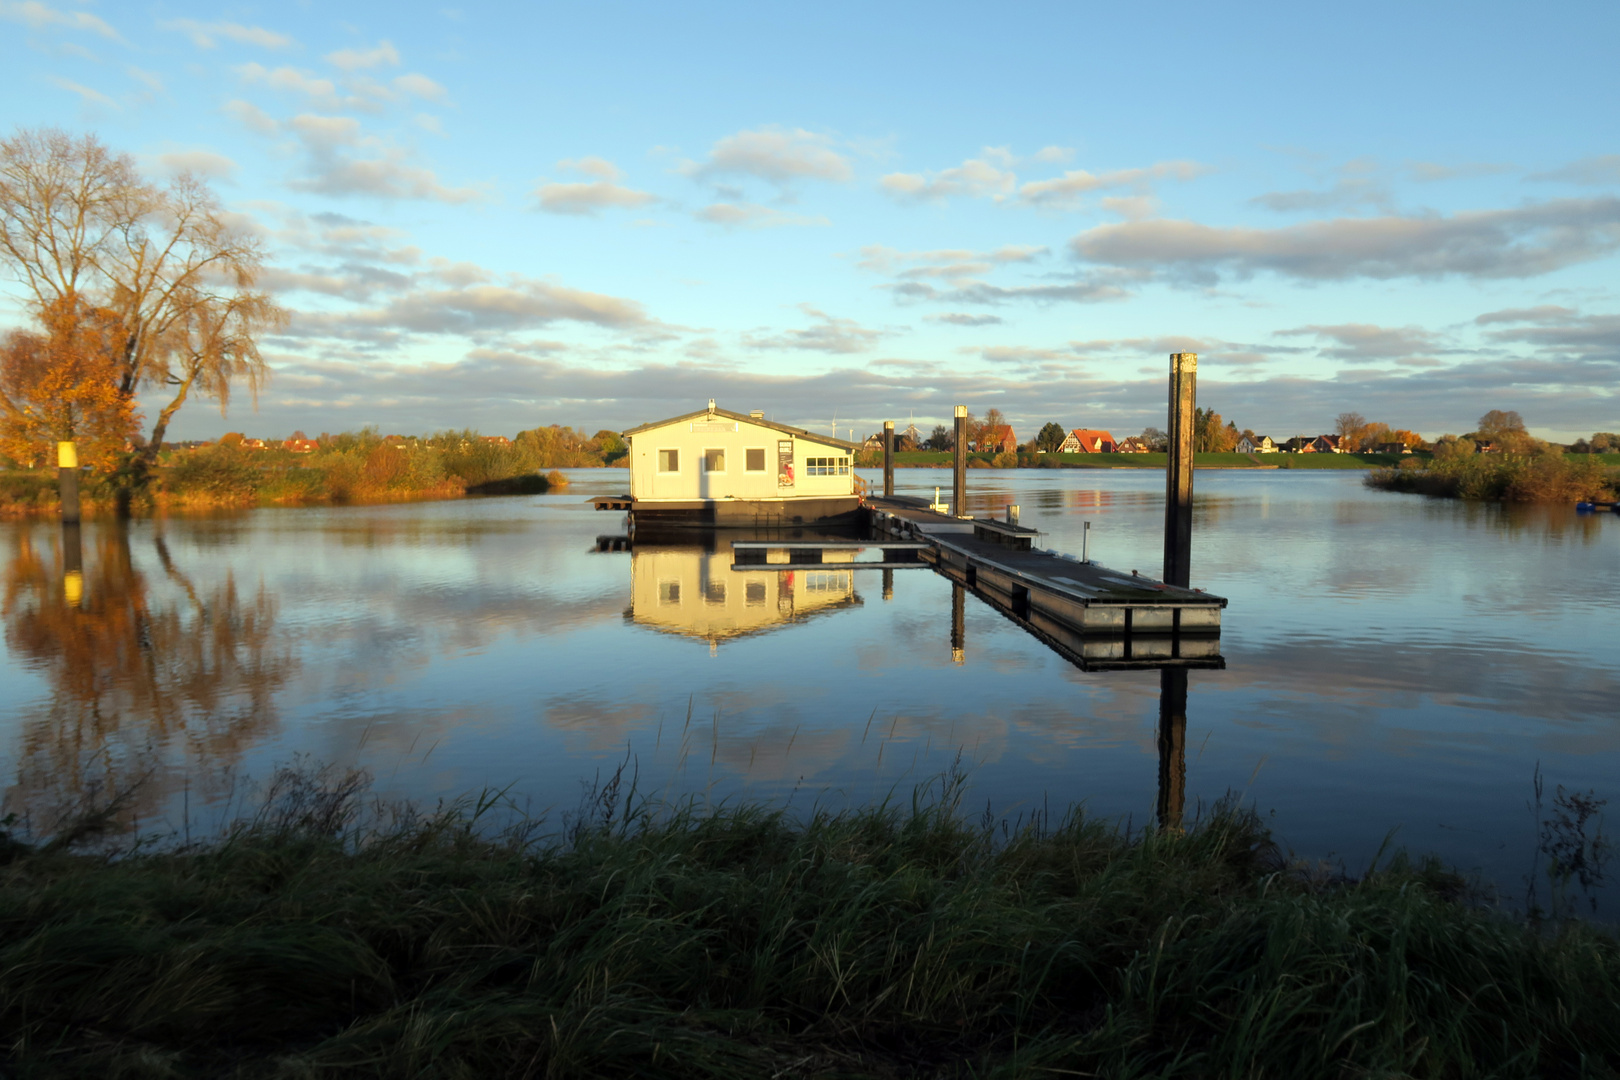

left=2, top=469, right=1615, bottom=916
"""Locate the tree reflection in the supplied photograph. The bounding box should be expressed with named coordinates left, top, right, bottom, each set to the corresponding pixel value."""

left=1, top=521, right=294, bottom=824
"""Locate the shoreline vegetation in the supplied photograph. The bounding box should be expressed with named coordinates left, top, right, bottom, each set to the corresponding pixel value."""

left=1366, top=447, right=1620, bottom=503
left=0, top=764, right=1614, bottom=1077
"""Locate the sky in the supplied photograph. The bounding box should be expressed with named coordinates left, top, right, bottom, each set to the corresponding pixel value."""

left=2, top=0, right=1618, bottom=444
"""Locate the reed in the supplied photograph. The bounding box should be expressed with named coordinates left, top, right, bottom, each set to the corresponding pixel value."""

left=1, top=765, right=1614, bottom=1077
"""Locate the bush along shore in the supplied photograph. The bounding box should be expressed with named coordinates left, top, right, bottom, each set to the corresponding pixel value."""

left=1, top=766, right=1616, bottom=1077
left=1366, top=447, right=1619, bottom=502
left=0, top=429, right=592, bottom=514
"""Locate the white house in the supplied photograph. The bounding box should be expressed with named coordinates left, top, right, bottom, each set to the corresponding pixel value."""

left=622, top=401, right=863, bottom=527
left=1236, top=434, right=1277, bottom=453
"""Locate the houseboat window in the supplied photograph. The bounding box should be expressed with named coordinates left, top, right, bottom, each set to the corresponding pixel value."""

left=745, top=447, right=766, bottom=471
left=745, top=580, right=766, bottom=605
left=703, top=448, right=725, bottom=472
left=704, top=580, right=725, bottom=604
left=805, top=571, right=851, bottom=592
left=805, top=456, right=852, bottom=476
left=658, top=449, right=679, bottom=472
left=658, top=580, right=680, bottom=604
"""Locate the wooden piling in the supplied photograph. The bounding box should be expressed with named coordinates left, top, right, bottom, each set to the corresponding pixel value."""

left=57, top=441, right=80, bottom=525
left=61, top=521, right=83, bottom=607
left=1157, top=668, right=1187, bottom=831
left=950, top=581, right=965, bottom=664
left=1163, top=353, right=1196, bottom=588
left=952, top=405, right=967, bottom=517
left=883, top=420, right=895, bottom=498
left=882, top=567, right=894, bottom=601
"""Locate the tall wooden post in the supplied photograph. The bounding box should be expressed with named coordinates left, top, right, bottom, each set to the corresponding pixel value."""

left=881, top=567, right=894, bottom=601
left=952, top=405, right=968, bottom=517
left=58, top=441, right=80, bottom=525
left=950, top=581, right=965, bottom=664
left=882, top=419, right=894, bottom=498
left=1163, top=353, right=1196, bottom=587
left=1157, top=668, right=1187, bottom=832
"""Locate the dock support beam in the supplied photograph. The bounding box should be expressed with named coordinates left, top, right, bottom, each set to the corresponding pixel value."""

left=883, top=420, right=894, bottom=498
left=1157, top=669, right=1187, bottom=832
left=1163, top=353, right=1196, bottom=588
left=58, top=441, right=80, bottom=525
left=952, top=405, right=967, bottom=517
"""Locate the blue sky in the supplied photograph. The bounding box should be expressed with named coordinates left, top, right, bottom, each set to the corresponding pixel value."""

left=2, top=0, right=1618, bottom=442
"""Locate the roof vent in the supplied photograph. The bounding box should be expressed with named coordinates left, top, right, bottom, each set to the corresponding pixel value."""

left=708, top=398, right=716, bottom=411
left=749, top=410, right=764, bottom=420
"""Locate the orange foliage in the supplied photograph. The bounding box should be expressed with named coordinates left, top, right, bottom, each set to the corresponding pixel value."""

left=0, top=296, right=140, bottom=470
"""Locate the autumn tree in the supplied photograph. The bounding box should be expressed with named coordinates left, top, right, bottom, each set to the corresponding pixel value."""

left=1194, top=408, right=1237, bottom=452
left=1035, top=421, right=1066, bottom=452
left=1334, top=412, right=1369, bottom=449
left=0, top=128, right=287, bottom=500
left=0, top=295, right=139, bottom=469
left=1139, top=426, right=1168, bottom=451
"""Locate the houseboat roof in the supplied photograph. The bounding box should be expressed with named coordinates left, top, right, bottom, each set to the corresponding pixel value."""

left=622, top=406, right=859, bottom=451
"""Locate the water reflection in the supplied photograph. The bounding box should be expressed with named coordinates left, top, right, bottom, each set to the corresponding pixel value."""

left=626, top=540, right=861, bottom=648
left=1, top=521, right=293, bottom=821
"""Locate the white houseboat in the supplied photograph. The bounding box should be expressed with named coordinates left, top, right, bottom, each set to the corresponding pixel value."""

left=620, top=402, right=864, bottom=528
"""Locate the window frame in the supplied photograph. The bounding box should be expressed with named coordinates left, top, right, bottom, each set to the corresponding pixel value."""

left=702, top=447, right=726, bottom=473
left=744, top=447, right=767, bottom=472
left=657, top=448, right=680, bottom=473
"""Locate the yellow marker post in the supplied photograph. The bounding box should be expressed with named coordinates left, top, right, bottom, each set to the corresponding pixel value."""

left=57, top=440, right=81, bottom=524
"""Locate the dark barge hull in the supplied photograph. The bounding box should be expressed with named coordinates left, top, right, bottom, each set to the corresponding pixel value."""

left=629, top=497, right=863, bottom=530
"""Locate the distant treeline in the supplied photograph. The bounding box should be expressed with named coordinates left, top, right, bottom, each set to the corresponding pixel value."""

left=0, top=426, right=624, bottom=513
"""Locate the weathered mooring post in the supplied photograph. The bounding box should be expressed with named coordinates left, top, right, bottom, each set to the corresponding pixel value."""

left=1163, top=353, right=1196, bottom=587
left=58, top=440, right=80, bottom=525
left=881, top=567, right=894, bottom=601
left=1157, top=668, right=1187, bottom=832
left=882, top=419, right=895, bottom=498
left=950, top=581, right=965, bottom=664
left=952, top=405, right=968, bottom=517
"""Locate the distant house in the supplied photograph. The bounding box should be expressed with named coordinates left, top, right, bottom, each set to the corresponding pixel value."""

left=1475, top=440, right=1501, bottom=454
left=1058, top=428, right=1117, bottom=453
left=1116, top=436, right=1150, bottom=453
left=283, top=438, right=318, bottom=453
left=1374, top=441, right=1413, bottom=455
left=481, top=435, right=512, bottom=447
left=1295, top=434, right=1342, bottom=454
left=862, top=433, right=886, bottom=451
left=1236, top=434, right=1277, bottom=454
left=975, top=425, right=1018, bottom=454
left=241, top=438, right=268, bottom=450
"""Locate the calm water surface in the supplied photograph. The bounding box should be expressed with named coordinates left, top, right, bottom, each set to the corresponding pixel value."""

left=2, top=469, right=1615, bottom=914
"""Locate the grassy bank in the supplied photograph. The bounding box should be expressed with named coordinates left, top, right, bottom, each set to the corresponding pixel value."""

left=1367, top=450, right=1618, bottom=502
left=1, top=769, right=1615, bottom=1077
left=0, top=432, right=588, bottom=515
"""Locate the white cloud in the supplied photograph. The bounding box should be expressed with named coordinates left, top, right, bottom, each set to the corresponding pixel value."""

left=126, top=65, right=164, bottom=94
left=1016, top=160, right=1208, bottom=209
left=1529, top=155, right=1620, bottom=186
left=236, top=62, right=338, bottom=102
left=929, top=313, right=1005, bottom=327
left=0, top=0, right=121, bottom=40
left=559, top=156, right=622, bottom=181
left=1276, top=323, right=1448, bottom=360
left=392, top=73, right=447, bottom=100
left=537, top=181, right=656, bottom=215
left=46, top=75, right=118, bottom=108
left=744, top=304, right=890, bottom=354
left=881, top=153, right=1016, bottom=203
left=156, top=149, right=238, bottom=181
left=326, top=40, right=401, bottom=71
left=224, top=99, right=279, bottom=135
left=161, top=18, right=294, bottom=50
left=696, top=202, right=828, bottom=228
left=1070, top=198, right=1620, bottom=282
left=690, top=126, right=852, bottom=185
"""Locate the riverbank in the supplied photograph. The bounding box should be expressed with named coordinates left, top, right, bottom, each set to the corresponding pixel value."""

left=0, top=435, right=579, bottom=515
left=1366, top=452, right=1620, bottom=502
left=2, top=768, right=1614, bottom=1077
left=866, top=450, right=1414, bottom=469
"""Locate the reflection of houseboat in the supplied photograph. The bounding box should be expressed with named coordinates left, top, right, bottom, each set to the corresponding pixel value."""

left=621, top=402, right=862, bottom=528
left=627, top=542, right=860, bottom=647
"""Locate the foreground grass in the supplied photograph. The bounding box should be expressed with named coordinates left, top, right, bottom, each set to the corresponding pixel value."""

left=1, top=771, right=1616, bottom=1078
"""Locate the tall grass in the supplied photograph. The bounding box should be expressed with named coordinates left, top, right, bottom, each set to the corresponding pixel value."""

left=1368, top=448, right=1617, bottom=502
left=1, top=765, right=1615, bottom=1077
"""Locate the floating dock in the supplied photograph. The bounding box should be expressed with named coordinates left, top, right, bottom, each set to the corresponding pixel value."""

left=865, top=495, right=1226, bottom=670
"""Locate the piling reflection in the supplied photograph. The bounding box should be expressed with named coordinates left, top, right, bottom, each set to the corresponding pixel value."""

left=626, top=539, right=861, bottom=647
left=1157, top=669, right=1188, bottom=831
left=1, top=522, right=294, bottom=821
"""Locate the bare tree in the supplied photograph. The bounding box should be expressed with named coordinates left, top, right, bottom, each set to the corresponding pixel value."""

left=0, top=128, right=286, bottom=499
left=1334, top=411, right=1368, bottom=449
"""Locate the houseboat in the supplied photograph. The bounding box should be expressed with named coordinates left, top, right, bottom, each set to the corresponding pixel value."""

left=619, top=401, right=863, bottom=528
